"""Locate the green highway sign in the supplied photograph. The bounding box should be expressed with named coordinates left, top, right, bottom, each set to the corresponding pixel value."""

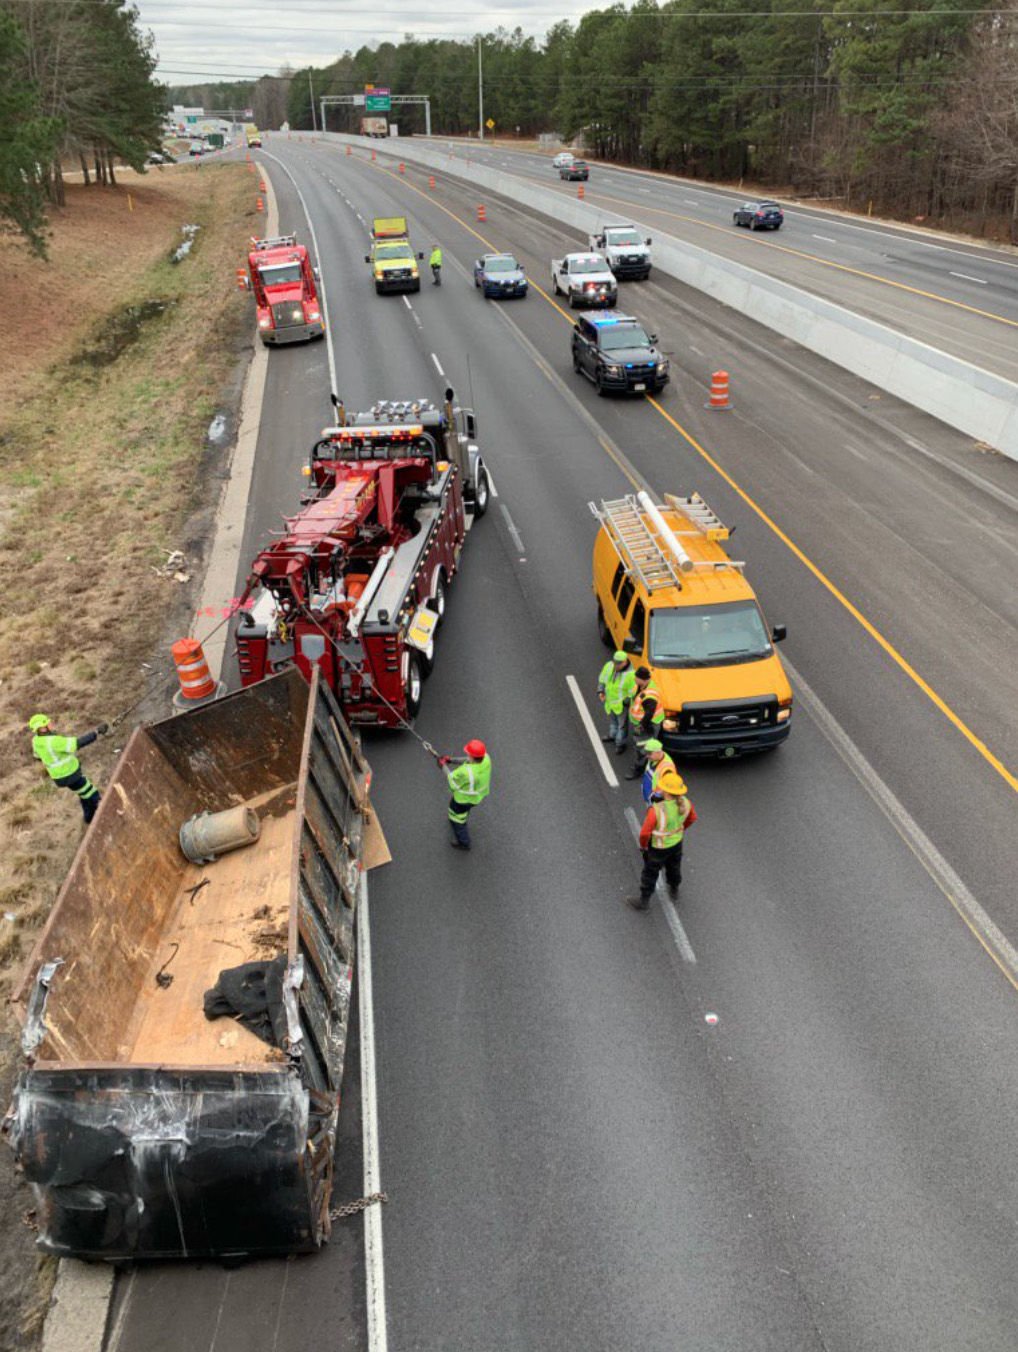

left=365, top=87, right=391, bottom=113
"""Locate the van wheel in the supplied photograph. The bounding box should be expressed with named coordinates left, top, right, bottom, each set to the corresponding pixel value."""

left=405, top=653, right=423, bottom=717
left=597, top=606, right=614, bottom=648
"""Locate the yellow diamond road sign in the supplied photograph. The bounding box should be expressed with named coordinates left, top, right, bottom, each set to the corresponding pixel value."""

left=486, top=118, right=495, bottom=129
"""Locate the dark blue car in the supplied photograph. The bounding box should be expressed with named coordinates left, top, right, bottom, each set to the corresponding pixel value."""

left=473, top=253, right=528, bottom=299
left=732, top=199, right=784, bottom=230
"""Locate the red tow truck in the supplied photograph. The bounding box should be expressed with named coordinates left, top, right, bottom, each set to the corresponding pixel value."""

left=236, top=391, right=490, bottom=724
left=245, top=234, right=325, bottom=345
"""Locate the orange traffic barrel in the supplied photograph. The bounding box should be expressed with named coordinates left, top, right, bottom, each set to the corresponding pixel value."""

left=259, top=179, right=266, bottom=191
left=429, top=175, right=436, bottom=190
left=172, top=638, right=216, bottom=703
left=477, top=203, right=487, bottom=222
left=235, top=267, right=247, bottom=289
left=398, top=162, right=406, bottom=174
left=371, top=148, right=377, bottom=161
left=707, top=370, right=732, bottom=410
left=346, top=144, right=352, bottom=156
left=256, top=196, right=264, bottom=212
left=577, top=184, right=585, bottom=200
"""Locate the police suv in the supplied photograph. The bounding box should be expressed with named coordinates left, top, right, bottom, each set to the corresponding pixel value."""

left=571, top=313, right=669, bottom=396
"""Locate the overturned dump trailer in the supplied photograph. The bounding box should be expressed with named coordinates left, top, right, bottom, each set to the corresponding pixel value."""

left=6, top=668, right=373, bottom=1259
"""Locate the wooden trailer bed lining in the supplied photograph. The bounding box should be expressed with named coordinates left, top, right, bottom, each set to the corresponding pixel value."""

left=124, top=789, right=295, bottom=1068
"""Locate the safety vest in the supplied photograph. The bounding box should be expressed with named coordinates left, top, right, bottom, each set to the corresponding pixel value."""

left=33, top=734, right=80, bottom=780
left=598, top=660, right=636, bottom=715
left=643, top=752, right=677, bottom=801
left=630, top=681, right=665, bottom=728
left=448, top=754, right=491, bottom=805
left=429, top=248, right=443, bottom=268
left=650, top=798, right=684, bottom=850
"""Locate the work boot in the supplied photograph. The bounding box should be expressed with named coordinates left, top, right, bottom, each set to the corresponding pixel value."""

left=626, top=895, right=650, bottom=912
left=615, top=744, right=628, bottom=756
left=667, top=883, right=680, bottom=900
left=601, top=734, right=615, bottom=742
left=624, top=767, right=643, bottom=780
left=450, top=840, right=471, bottom=852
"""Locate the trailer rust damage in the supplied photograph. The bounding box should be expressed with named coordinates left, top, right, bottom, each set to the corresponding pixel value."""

left=5, top=668, right=374, bottom=1259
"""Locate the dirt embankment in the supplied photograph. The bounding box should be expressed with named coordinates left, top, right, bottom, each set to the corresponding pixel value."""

left=0, top=162, right=261, bottom=1351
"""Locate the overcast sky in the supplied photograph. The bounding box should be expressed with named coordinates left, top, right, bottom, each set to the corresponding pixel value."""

left=136, top=0, right=593, bottom=85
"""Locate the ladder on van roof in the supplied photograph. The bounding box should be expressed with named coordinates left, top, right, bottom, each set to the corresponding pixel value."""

left=590, top=496, right=685, bottom=591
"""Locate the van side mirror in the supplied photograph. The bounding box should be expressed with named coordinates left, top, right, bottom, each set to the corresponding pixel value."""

left=771, top=624, right=787, bottom=643
left=622, top=635, right=640, bottom=654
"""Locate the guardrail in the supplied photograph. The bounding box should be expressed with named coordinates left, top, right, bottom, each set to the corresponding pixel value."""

left=321, top=131, right=1018, bottom=464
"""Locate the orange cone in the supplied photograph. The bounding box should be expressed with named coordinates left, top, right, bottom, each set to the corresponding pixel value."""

left=371, top=149, right=376, bottom=161
left=477, top=203, right=487, bottom=222
left=172, top=638, right=217, bottom=703
left=577, top=184, right=585, bottom=200
left=707, top=370, right=732, bottom=410
left=236, top=267, right=248, bottom=290
left=429, top=175, right=436, bottom=190
left=256, top=196, right=264, bottom=212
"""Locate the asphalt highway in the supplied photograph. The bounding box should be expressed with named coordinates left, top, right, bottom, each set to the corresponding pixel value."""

left=415, top=137, right=1018, bottom=383
left=108, top=138, right=1018, bottom=1351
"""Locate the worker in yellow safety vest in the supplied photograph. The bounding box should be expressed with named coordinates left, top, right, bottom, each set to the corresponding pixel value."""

left=639, top=739, right=677, bottom=804
left=627, top=770, right=697, bottom=911
left=439, top=738, right=492, bottom=850
left=625, top=666, right=665, bottom=780
left=29, top=713, right=110, bottom=824
left=597, top=650, right=636, bottom=755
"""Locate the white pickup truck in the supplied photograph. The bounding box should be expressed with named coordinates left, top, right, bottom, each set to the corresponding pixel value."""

left=550, top=252, right=618, bottom=309
left=588, top=223, right=653, bottom=281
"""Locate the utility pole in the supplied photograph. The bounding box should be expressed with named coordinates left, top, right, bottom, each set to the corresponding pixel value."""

left=309, top=70, right=318, bottom=132
left=477, top=36, right=484, bottom=142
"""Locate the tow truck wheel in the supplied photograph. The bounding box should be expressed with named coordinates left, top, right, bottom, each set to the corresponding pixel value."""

left=405, top=653, right=423, bottom=717
left=472, top=466, right=490, bottom=519
left=428, top=570, right=447, bottom=626
left=597, top=606, right=614, bottom=648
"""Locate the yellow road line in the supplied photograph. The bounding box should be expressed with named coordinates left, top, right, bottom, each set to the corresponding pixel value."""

left=361, top=152, right=1018, bottom=796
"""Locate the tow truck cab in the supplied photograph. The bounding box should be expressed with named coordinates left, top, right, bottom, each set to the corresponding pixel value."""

left=592, top=491, right=792, bottom=757
left=366, top=217, right=423, bottom=294
left=247, top=234, right=325, bottom=345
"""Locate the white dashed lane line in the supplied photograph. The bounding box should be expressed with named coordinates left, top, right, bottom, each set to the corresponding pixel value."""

left=950, top=271, right=988, bottom=284
left=431, top=352, right=445, bottom=378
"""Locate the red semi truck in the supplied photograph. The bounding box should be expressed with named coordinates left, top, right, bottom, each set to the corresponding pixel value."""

left=236, top=391, right=490, bottom=725
left=245, top=234, right=325, bottom=345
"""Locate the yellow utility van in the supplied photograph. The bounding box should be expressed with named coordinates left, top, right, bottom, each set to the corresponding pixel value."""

left=591, top=490, right=792, bottom=757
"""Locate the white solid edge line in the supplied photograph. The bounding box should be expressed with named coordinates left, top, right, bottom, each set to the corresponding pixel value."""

left=786, top=657, right=1018, bottom=983
left=565, top=675, right=619, bottom=788
left=623, top=807, right=697, bottom=963
left=431, top=352, right=446, bottom=377
left=258, top=150, right=338, bottom=396
left=499, top=503, right=525, bottom=554
left=358, top=873, right=389, bottom=1352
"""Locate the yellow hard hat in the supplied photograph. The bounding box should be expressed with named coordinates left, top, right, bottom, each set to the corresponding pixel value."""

left=657, top=771, right=687, bottom=796
left=28, top=714, right=51, bottom=732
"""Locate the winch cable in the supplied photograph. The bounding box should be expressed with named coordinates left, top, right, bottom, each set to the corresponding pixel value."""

left=293, top=601, right=458, bottom=766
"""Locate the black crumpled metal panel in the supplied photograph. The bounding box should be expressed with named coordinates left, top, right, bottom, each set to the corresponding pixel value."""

left=8, top=1066, right=319, bottom=1259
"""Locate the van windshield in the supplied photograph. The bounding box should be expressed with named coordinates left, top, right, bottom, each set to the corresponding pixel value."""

left=649, top=601, right=772, bottom=667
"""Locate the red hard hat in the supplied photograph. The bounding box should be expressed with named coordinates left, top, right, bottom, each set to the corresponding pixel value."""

left=464, top=739, right=486, bottom=759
